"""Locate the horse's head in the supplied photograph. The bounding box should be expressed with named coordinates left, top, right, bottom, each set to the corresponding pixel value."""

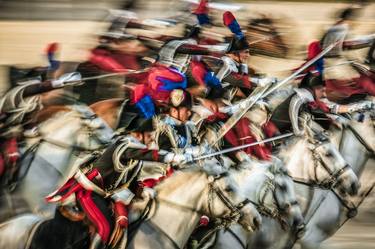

left=236, top=159, right=304, bottom=235
left=301, top=115, right=359, bottom=196
left=201, top=170, right=262, bottom=233
left=269, top=158, right=305, bottom=236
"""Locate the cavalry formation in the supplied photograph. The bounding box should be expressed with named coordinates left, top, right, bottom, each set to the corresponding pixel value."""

left=0, top=1, right=374, bottom=249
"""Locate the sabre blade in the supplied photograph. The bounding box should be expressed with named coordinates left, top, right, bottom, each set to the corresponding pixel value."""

left=262, top=40, right=340, bottom=98
left=210, top=41, right=339, bottom=147
left=197, top=132, right=294, bottom=161
left=210, top=85, right=270, bottom=146
left=61, top=68, right=150, bottom=87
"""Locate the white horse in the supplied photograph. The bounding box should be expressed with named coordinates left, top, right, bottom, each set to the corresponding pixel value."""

left=0, top=105, right=113, bottom=220
left=213, top=158, right=304, bottom=249
left=296, top=111, right=374, bottom=249
left=213, top=109, right=360, bottom=249
left=0, top=163, right=262, bottom=249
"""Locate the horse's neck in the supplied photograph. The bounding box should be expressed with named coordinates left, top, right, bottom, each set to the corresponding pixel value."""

left=235, top=167, right=268, bottom=204
left=148, top=171, right=209, bottom=248
left=90, top=98, right=124, bottom=130
left=337, top=122, right=373, bottom=176
left=34, top=105, right=71, bottom=124
left=281, top=139, right=311, bottom=180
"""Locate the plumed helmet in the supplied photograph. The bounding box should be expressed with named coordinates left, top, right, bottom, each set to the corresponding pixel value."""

left=127, top=117, right=154, bottom=132
left=223, top=11, right=250, bottom=53
left=227, top=37, right=250, bottom=53
left=300, top=72, right=325, bottom=89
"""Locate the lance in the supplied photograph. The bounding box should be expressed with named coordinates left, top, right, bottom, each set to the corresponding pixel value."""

left=195, top=132, right=294, bottom=161
left=210, top=41, right=339, bottom=147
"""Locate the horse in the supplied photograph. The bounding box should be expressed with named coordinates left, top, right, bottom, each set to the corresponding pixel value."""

left=0, top=104, right=113, bottom=221
left=296, top=110, right=374, bottom=249
left=0, top=162, right=262, bottom=249
left=212, top=112, right=359, bottom=249
left=246, top=16, right=291, bottom=58
left=212, top=158, right=304, bottom=249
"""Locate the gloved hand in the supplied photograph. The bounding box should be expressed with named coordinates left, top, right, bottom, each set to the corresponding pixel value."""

left=51, top=72, right=82, bottom=88
left=348, top=101, right=374, bottom=113
left=185, top=143, right=214, bottom=157
left=163, top=153, right=193, bottom=164
left=251, top=77, right=278, bottom=87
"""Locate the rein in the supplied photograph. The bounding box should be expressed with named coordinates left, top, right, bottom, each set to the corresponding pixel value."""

left=139, top=175, right=252, bottom=249
left=347, top=124, right=375, bottom=157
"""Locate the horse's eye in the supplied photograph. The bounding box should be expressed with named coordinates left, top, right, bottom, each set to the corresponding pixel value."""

left=278, top=183, right=287, bottom=191
left=325, top=150, right=333, bottom=157
left=225, top=186, right=234, bottom=192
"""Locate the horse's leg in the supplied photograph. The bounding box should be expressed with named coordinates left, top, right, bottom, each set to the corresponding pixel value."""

left=298, top=226, right=326, bottom=249
left=299, top=193, right=342, bottom=249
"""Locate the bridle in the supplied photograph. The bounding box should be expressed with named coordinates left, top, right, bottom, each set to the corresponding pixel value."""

left=224, top=168, right=300, bottom=249
left=207, top=177, right=252, bottom=226
left=249, top=170, right=299, bottom=220
left=148, top=172, right=253, bottom=249
left=291, top=131, right=351, bottom=190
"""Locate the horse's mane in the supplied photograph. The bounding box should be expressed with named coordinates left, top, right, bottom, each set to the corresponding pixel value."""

left=277, top=135, right=302, bottom=155
left=35, top=105, right=71, bottom=123
left=155, top=167, right=205, bottom=194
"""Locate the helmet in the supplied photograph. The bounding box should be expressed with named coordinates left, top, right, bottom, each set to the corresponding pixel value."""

left=127, top=117, right=154, bottom=132
left=300, top=72, right=324, bottom=89
left=169, top=89, right=193, bottom=109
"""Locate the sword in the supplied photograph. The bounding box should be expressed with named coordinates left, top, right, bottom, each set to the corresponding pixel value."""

left=196, top=132, right=294, bottom=161
left=62, top=68, right=150, bottom=87
left=210, top=85, right=270, bottom=146
left=294, top=60, right=358, bottom=80
left=262, top=41, right=340, bottom=98
left=210, top=41, right=339, bottom=147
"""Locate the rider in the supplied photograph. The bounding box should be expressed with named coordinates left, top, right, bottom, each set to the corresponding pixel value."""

left=195, top=11, right=278, bottom=162
left=320, top=6, right=375, bottom=103
left=0, top=72, right=81, bottom=182
left=46, top=116, right=193, bottom=249
left=270, top=72, right=373, bottom=135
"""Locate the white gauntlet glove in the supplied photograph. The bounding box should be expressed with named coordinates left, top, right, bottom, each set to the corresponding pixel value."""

left=51, top=72, right=82, bottom=88
left=163, top=153, right=193, bottom=164
left=185, top=143, right=214, bottom=157
left=251, top=77, right=277, bottom=87
left=348, top=101, right=374, bottom=113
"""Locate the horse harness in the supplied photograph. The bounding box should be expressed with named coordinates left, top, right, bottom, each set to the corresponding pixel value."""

left=142, top=173, right=252, bottom=249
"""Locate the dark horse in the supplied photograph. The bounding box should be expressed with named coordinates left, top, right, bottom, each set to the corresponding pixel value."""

left=0, top=209, right=90, bottom=249
left=246, top=16, right=290, bottom=58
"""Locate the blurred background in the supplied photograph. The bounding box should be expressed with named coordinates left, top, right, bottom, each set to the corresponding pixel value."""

left=0, top=1, right=374, bottom=248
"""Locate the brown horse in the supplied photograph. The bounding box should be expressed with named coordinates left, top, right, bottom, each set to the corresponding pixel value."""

left=89, top=98, right=124, bottom=130
left=246, top=16, right=291, bottom=58
left=32, top=98, right=124, bottom=131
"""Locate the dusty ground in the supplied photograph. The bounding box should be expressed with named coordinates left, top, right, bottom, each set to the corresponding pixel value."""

left=0, top=1, right=374, bottom=248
